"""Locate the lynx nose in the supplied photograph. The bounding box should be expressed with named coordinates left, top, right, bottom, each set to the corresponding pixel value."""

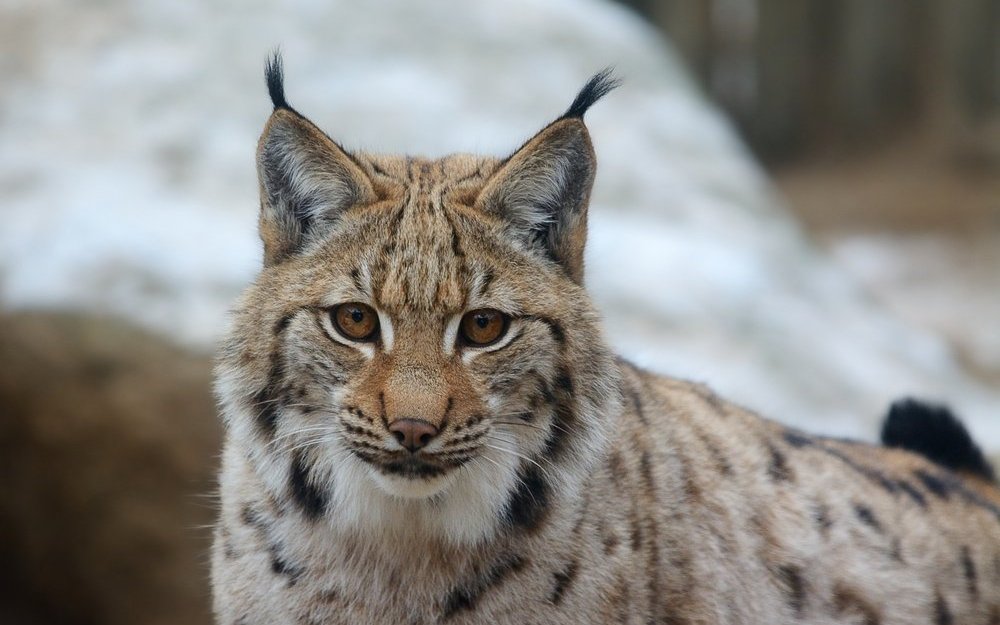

left=389, top=419, right=439, bottom=452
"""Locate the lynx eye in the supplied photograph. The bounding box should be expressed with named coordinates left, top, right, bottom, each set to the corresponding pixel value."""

left=459, top=309, right=509, bottom=347
left=331, top=302, right=379, bottom=342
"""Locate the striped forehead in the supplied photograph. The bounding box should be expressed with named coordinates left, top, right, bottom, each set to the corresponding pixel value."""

left=369, top=158, right=475, bottom=314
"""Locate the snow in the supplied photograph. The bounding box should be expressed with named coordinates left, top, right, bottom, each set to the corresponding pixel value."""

left=1, top=0, right=996, bottom=450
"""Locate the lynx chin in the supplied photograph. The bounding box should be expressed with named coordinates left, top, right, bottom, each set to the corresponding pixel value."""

left=212, top=55, right=1000, bottom=624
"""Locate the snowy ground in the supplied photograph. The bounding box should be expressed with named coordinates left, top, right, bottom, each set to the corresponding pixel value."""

left=1, top=0, right=996, bottom=450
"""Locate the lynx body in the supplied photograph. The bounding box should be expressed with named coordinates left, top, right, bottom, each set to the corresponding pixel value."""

left=212, top=58, right=1000, bottom=624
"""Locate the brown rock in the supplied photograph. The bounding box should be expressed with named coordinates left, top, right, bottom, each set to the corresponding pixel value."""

left=0, top=312, right=219, bottom=625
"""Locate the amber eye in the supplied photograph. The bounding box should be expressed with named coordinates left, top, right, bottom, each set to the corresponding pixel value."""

left=459, top=309, right=509, bottom=347
left=331, top=302, right=379, bottom=342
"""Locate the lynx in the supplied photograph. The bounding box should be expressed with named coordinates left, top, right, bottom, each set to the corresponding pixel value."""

left=212, top=56, right=1000, bottom=624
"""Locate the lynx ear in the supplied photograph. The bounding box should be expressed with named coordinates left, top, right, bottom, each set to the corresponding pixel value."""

left=256, top=55, right=375, bottom=266
left=475, top=70, right=619, bottom=283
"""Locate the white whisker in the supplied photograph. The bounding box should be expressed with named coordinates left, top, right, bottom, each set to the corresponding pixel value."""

left=483, top=442, right=549, bottom=475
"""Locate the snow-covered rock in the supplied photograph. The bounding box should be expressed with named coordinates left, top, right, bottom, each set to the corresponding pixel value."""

left=0, top=0, right=996, bottom=449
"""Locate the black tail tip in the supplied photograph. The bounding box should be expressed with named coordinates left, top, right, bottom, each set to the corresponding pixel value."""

left=562, top=67, right=621, bottom=120
left=881, top=398, right=995, bottom=482
left=265, top=50, right=289, bottom=110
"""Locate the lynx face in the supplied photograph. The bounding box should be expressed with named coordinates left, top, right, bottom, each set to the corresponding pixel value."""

left=215, top=64, right=622, bottom=542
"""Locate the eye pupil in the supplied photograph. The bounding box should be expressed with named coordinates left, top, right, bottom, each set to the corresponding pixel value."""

left=351, top=310, right=364, bottom=323
left=476, top=315, right=489, bottom=328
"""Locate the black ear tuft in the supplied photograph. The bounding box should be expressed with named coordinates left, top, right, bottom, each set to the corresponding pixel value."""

left=561, top=68, right=621, bottom=119
left=265, top=50, right=289, bottom=110
left=881, top=398, right=995, bottom=482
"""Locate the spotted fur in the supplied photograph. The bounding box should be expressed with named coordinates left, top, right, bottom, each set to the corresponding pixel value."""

left=212, top=56, right=1000, bottom=624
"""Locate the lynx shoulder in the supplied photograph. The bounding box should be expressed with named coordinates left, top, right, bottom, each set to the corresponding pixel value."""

left=212, top=55, right=1000, bottom=624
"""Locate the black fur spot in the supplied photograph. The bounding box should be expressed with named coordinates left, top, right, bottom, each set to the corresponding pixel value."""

left=554, top=369, right=574, bottom=394
left=265, top=51, right=289, bottom=110
left=251, top=313, right=293, bottom=438
left=639, top=450, right=655, bottom=490
left=629, top=388, right=648, bottom=425
left=854, top=503, right=883, bottom=533
left=813, top=504, right=834, bottom=533
left=882, top=398, right=996, bottom=482
left=935, top=592, right=953, bottom=625
left=540, top=367, right=580, bottom=460
left=449, top=228, right=465, bottom=258
left=896, top=479, right=928, bottom=508
left=961, top=546, right=978, bottom=598
left=543, top=398, right=578, bottom=461
left=547, top=320, right=566, bottom=344
left=784, top=431, right=813, bottom=448
left=289, top=451, right=327, bottom=519
left=628, top=506, right=643, bottom=551
left=550, top=559, right=579, bottom=605
left=271, top=552, right=304, bottom=586
left=561, top=68, right=621, bottom=119
left=240, top=503, right=268, bottom=530
left=768, top=445, right=792, bottom=481
left=777, top=565, right=806, bottom=615
left=442, top=554, right=526, bottom=619
left=252, top=373, right=284, bottom=437
left=504, top=465, right=550, bottom=532
left=914, top=469, right=952, bottom=499
left=273, top=312, right=295, bottom=334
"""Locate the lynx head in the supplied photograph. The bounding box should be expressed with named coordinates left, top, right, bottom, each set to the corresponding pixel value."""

left=217, top=55, right=623, bottom=544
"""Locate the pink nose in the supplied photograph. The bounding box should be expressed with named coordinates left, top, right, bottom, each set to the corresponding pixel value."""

left=389, top=419, right=439, bottom=452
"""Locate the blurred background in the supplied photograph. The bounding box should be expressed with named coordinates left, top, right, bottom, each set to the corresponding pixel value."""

left=0, top=0, right=996, bottom=623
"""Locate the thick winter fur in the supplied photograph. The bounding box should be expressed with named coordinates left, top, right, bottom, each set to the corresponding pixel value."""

left=212, top=56, right=1000, bottom=624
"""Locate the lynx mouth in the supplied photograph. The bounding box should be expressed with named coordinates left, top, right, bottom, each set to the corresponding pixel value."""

left=363, top=453, right=464, bottom=499
left=346, top=439, right=478, bottom=498
left=348, top=447, right=467, bottom=480
left=377, top=455, right=449, bottom=479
